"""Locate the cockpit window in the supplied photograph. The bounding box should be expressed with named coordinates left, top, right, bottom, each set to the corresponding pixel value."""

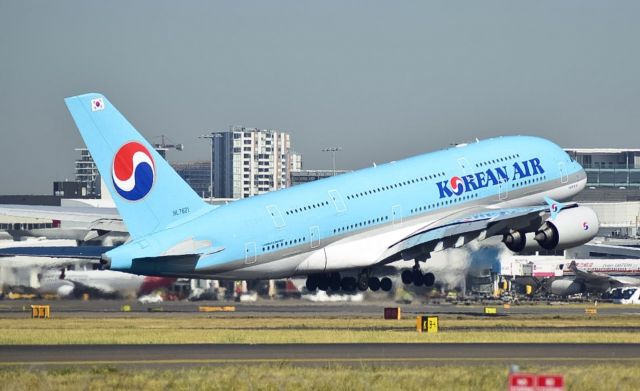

left=611, top=288, right=623, bottom=299
left=623, top=288, right=637, bottom=300
left=566, top=152, right=576, bottom=162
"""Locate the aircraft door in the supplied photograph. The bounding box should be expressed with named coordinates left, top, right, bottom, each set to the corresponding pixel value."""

left=392, top=205, right=402, bottom=225
left=558, top=162, right=568, bottom=184
left=266, top=205, right=285, bottom=228
left=498, top=178, right=508, bottom=200
left=457, top=157, right=470, bottom=174
left=310, top=225, right=320, bottom=248
left=328, top=190, right=347, bottom=213
left=244, top=242, right=257, bottom=264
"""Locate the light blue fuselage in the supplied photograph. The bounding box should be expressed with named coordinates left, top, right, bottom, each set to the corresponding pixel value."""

left=107, top=136, right=586, bottom=279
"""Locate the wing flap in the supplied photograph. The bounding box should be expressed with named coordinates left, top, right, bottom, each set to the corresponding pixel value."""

left=378, top=206, right=549, bottom=264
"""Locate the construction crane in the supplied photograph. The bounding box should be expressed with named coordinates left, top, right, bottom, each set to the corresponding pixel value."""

left=153, top=135, right=184, bottom=159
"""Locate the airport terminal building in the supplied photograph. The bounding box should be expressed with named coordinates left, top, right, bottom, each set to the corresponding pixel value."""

left=566, top=148, right=640, bottom=239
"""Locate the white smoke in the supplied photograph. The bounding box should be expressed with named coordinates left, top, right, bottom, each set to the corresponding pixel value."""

left=419, top=237, right=506, bottom=289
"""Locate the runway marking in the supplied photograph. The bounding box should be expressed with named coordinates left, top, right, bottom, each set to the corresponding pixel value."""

left=2, top=357, right=640, bottom=367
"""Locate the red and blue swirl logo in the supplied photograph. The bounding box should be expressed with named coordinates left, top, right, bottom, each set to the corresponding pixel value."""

left=449, top=176, right=464, bottom=196
left=112, top=142, right=155, bottom=201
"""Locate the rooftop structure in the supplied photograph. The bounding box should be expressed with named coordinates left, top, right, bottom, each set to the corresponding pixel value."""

left=290, top=169, right=350, bottom=186
left=172, top=161, right=210, bottom=198
left=565, top=148, right=640, bottom=189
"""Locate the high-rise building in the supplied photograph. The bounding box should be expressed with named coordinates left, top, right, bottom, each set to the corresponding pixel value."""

left=74, top=148, right=101, bottom=197
left=210, top=126, right=301, bottom=199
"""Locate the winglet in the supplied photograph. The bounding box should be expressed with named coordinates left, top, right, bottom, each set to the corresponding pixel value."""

left=544, top=197, right=566, bottom=220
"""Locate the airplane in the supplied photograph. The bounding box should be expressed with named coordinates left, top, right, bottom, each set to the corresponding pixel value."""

left=551, top=259, right=640, bottom=296
left=1, top=93, right=600, bottom=293
left=0, top=202, right=127, bottom=244
left=508, top=256, right=640, bottom=296
left=38, top=268, right=175, bottom=299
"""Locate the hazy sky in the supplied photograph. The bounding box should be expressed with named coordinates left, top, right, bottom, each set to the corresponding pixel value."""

left=1, top=1, right=639, bottom=194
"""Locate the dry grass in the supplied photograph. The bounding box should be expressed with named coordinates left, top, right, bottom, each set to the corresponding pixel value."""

left=0, top=315, right=638, bottom=344
left=1, top=363, right=639, bottom=391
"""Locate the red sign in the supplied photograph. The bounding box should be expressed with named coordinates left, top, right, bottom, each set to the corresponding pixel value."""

left=508, top=374, right=565, bottom=391
left=508, top=373, right=536, bottom=391
left=383, top=307, right=400, bottom=320
left=536, top=375, right=564, bottom=391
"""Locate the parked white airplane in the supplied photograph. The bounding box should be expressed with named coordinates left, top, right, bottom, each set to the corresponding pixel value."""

left=510, top=256, right=640, bottom=296
left=39, top=268, right=174, bottom=298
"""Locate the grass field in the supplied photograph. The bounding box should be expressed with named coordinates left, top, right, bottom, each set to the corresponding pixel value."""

left=1, top=315, right=639, bottom=344
left=2, top=313, right=639, bottom=390
left=1, top=363, right=639, bottom=390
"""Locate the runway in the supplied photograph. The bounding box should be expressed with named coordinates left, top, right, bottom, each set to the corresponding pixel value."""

left=2, top=343, right=639, bottom=368
left=2, top=300, right=640, bottom=318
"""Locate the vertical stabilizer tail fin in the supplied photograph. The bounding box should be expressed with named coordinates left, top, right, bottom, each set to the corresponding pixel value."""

left=65, top=93, right=210, bottom=238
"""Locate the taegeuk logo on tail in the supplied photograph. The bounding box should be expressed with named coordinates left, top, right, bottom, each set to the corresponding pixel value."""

left=112, top=142, right=155, bottom=201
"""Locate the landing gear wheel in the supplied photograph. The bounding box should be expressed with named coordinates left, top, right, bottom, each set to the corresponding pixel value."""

left=329, top=272, right=341, bottom=291
left=357, top=277, right=369, bottom=291
left=380, top=277, right=392, bottom=292
left=413, top=269, right=424, bottom=287
left=423, top=272, right=435, bottom=287
left=305, top=276, right=318, bottom=291
left=368, top=277, right=381, bottom=291
left=341, top=277, right=356, bottom=292
left=318, top=276, right=329, bottom=291
left=401, top=270, right=413, bottom=285
left=357, top=270, right=370, bottom=291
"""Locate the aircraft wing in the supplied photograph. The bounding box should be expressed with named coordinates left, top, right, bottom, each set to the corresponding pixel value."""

left=0, top=246, right=112, bottom=259
left=0, top=204, right=125, bottom=232
left=378, top=205, right=551, bottom=264
left=65, top=279, right=116, bottom=295
left=568, top=260, right=627, bottom=288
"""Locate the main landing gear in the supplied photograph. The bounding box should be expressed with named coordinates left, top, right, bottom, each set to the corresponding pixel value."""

left=306, top=272, right=392, bottom=293
left=401, top=263, right=435, bottom=287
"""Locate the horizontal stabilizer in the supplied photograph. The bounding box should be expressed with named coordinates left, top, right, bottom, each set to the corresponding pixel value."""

left=128, top=254, right=200, bottom=276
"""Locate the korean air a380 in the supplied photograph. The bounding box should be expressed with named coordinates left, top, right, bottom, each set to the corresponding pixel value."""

left=5, top=93, right=601, bottom=293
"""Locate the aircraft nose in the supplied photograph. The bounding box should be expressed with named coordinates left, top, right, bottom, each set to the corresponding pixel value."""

left=576, top=166, right=587, bottom=192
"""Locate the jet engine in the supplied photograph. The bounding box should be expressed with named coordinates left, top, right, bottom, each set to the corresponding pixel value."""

left=534, top=206, right=599, bottom=250
left=503, top=206, right=599, bottom=252
left=503, top=231, right=539, bottom=253
left=56, top=285, right=74, bottom=298
left=549, top=279, right=584, bottom=296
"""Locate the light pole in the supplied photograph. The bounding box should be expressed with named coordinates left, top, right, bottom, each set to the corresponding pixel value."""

left=322, top=147, right=342, bottom=176
left=199, top=133, right=223, bottom=199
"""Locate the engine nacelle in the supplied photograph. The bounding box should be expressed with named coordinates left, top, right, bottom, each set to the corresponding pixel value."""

left=503, top=206, right=599, bottom=253
left=550, top=279, right=584, bottom=296
left=535, top=206, right=599, bottom=250
left=56, top=285, right=74, bottom=298
left=503, top=231, right=541, bottom=252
